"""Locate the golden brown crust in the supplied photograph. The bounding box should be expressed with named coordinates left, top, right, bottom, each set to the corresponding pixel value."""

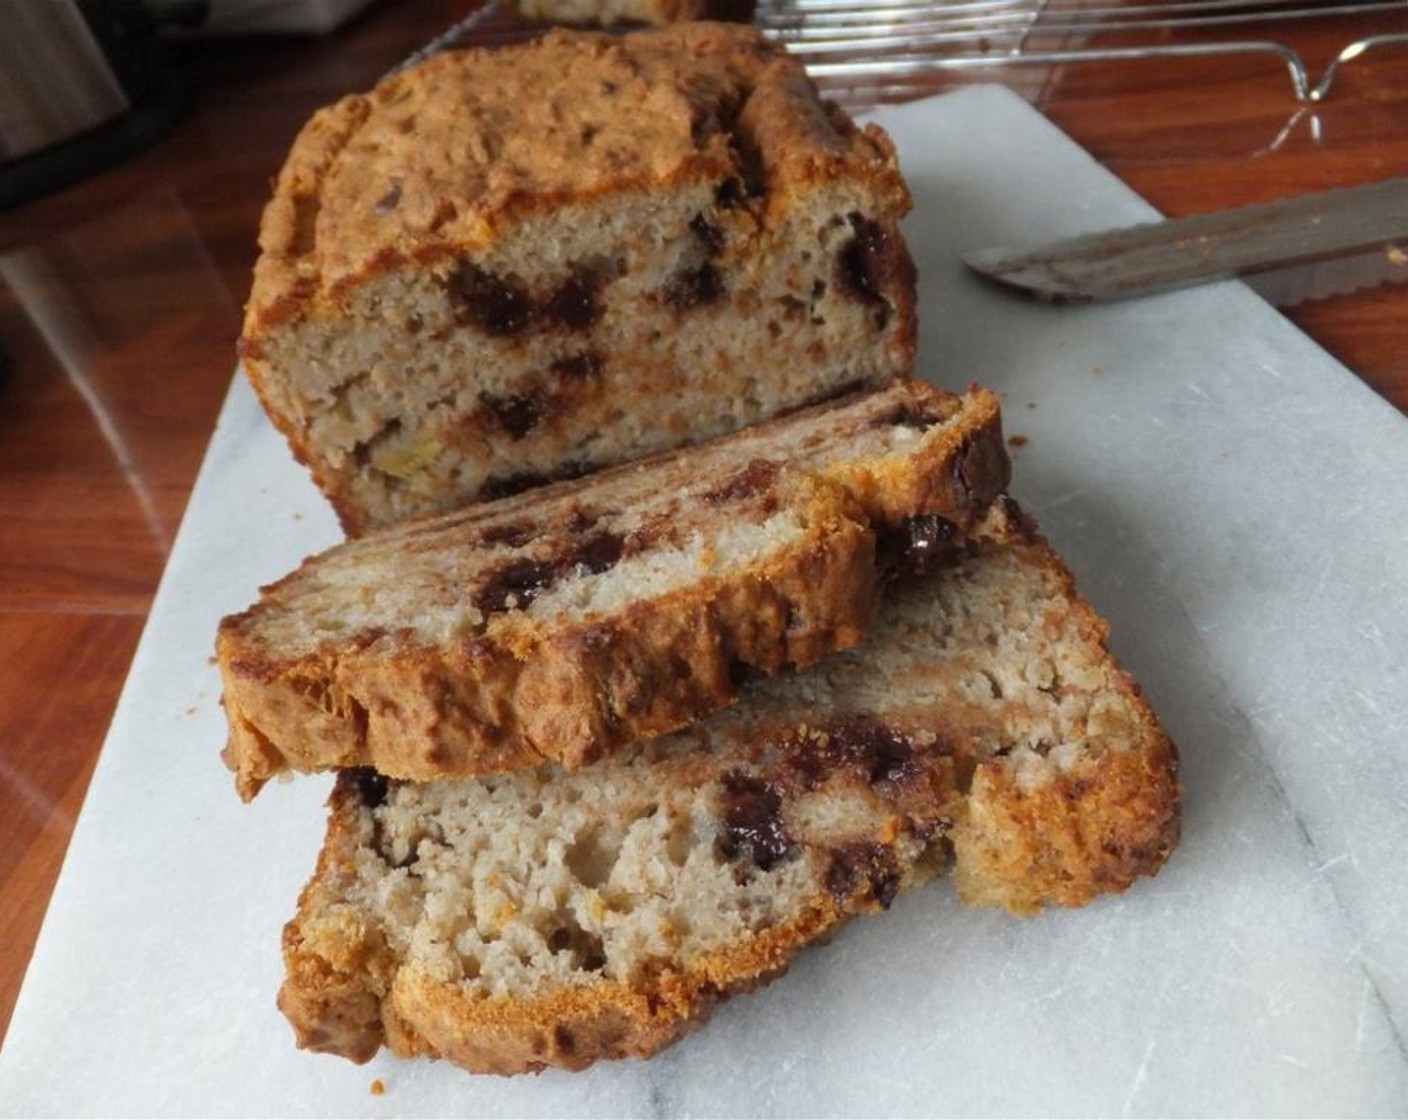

left=953, top=728, right=1180, bottom=915
left=948, top=503, right=1180, bottom=914
left=378, top=903, right=845, bottom=1075
left=280, top=773, right=920, bottom=1076
left=219, top=485, right=875, bottom=800
left=818, top=384, right=1007, bottom=530
left=515, top=518, right=877, bottom=770
left=242, top=24, right=909, bottom=340
left=277, top=802, right=391, bottom=1063
left=276, top=502, right=1180, bottom=1075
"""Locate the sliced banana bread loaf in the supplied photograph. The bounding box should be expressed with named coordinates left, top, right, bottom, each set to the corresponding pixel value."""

left=240, top=24, right=917, bottom=534
left=218, top=382, right=1007, bottom=800
left=279, top=499, right=1180, bottom=1074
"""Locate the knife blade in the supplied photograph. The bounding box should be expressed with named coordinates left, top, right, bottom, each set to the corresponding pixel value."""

left=963, top=177, right=1408, bottom=305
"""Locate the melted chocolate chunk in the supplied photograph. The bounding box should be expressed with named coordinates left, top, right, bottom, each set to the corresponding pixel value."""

left=716, top=770, right=795, bottom=872
left=716, top=177, right=746, bottom=207
left=349, top=767, right=389, bottom=809
left=552, top=351, right=604, bottom=381
left=447, top=262, right=533, bottom=336
left=579, top=943, right=607, bottom=972
left=479, top=388, right=548, bottom=440
left=879, top=514, right=962, bottom=572
left=825, top=842, right=900, bottom=909
left=840, top=719, right=922, bottom=787
left=573, top=530, right=626, bottom=572
left=690, top=212, right=726, bottom=256
left=837, top=213, right=897, bottom=328
left=544, top=271, right=601, bottom=331
left=476, top=531, right=626, bottom=614
left=728, top=659, right=765, bottom=689
left=781, top=716, right=925, bottom=793
left=478, top=460, right=589, bottom=502
left=665, top=262, right=724, bottom=311
left=702, top=459, right=780, bottom=506
left=955, top=434, right=1011, bottom=502
left=478, top=353, right=607, bottom=444
left=448, top=260, right=605, bottom=337
left=477, top=558, right=559, bottom=614
left=480, top=520, right=535, bottom=548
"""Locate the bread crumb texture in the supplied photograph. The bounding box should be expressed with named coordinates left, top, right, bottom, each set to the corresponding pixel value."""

left=278, top=501, right=1179, bottom=1074
left=240, top=24, right=918, bottom=532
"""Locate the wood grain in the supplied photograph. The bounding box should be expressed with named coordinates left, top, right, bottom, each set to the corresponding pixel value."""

left=0, top=613, right=145, bottom=1040
left=0, top=0, right=1404, bottom=1052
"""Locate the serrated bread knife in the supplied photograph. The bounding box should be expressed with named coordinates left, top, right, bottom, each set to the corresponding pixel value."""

left=964, top=177, right=1408, bottom=306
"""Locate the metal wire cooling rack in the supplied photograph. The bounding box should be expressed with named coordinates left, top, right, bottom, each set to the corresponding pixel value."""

left=402, top=0, right=1408, bottom=105
left=753, top=0, right=1408, bottom=103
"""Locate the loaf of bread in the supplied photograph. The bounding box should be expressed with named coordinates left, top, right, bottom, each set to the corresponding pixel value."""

left=218, top=381, right=1007, bottom=800
left=278, top=499, right=1180, bottom=1074
left=512, top=0, right=754, bottom=25
left=239, top=24, right=917, bottom=534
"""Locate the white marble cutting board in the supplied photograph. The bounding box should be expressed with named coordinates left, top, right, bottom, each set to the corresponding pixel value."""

left=2, top=85, right=1407, bottom=1117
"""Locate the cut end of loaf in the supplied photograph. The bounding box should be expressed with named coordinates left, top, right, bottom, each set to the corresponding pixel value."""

left=241, top=24, right=916, bottom=532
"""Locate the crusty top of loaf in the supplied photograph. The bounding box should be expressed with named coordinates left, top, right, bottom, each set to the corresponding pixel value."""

left=245, top=24, right=910, bottom=334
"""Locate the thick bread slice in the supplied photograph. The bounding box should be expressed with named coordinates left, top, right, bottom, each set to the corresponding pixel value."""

left=278, top=499, right=1180, bottom=1074
left=218, top=381, right=1008, bottom=799
left=240, top=24, right=916, bottom=534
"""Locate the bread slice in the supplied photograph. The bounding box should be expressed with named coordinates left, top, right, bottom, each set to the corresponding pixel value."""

left=239, top=24, right=916, bottom=534
left=278, top=499, right=1180, bottom=1074
left=218, top=381, right=1007, bottom=800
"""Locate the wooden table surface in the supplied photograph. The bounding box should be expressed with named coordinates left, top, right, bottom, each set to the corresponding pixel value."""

left=1, top=0, right=1406, bottom=1047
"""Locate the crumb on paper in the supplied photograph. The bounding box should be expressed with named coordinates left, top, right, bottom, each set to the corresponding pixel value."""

left=1387, top=244, right=1407, bottom=266
left=184, top=706, right=197, bottom=717
left=1027, top=401, right=1037, bottom=410
left=1008, top=434, right=1029, bottom=448
left=370, top=1078, right=386, bottom=1096
left=293, top=512, right=304, bottom=522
